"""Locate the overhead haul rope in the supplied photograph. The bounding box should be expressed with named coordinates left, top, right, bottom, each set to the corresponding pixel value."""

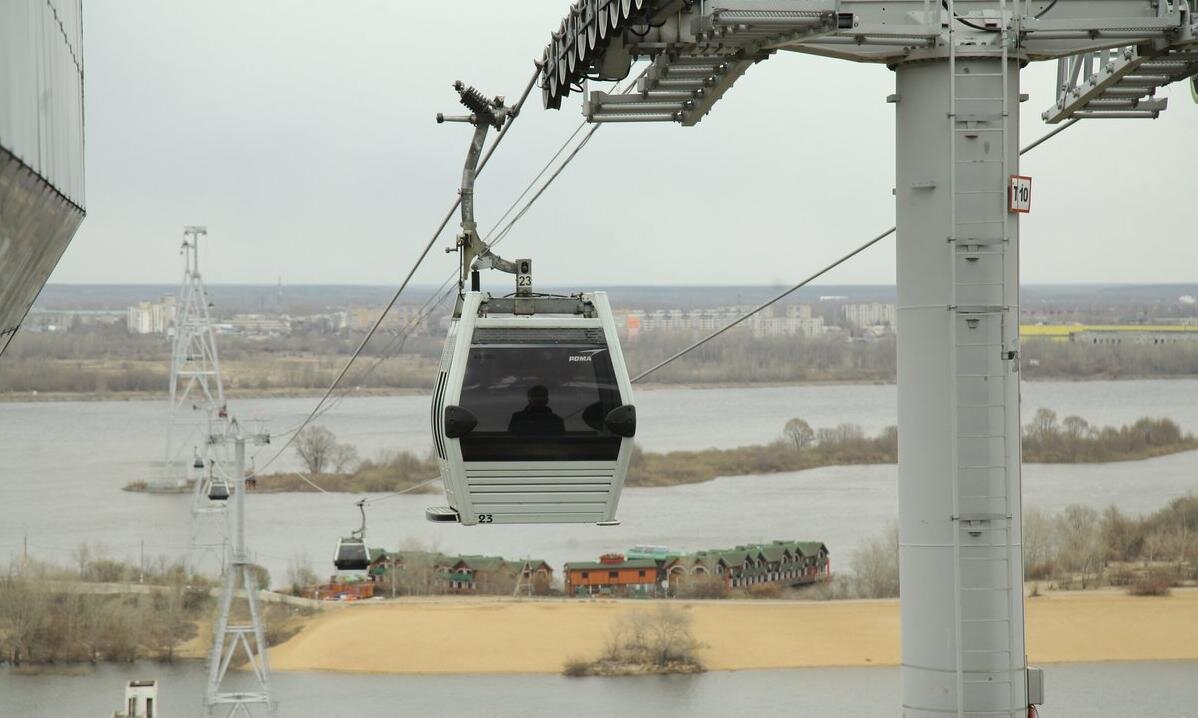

left=629, top=118, right=1081, bottom=384
left=251, top=68, right=646, bottom=489
left=266, top=277, right=459, bottom=442
left=250, top=65, right=543, bottom=477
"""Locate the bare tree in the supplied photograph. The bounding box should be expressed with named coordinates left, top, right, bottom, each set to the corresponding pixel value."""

left=604, top=606, right=701, bottom=668
left=1026, top=408, right=1058, bottom=442
left=783, top=418, right=815, bottom=452
left=295, top=426, right=338, bottom=474
left=1056, top=504, right=1103, bottom=588
left=1022, top=506, right=1058, bottom=576
left=331, top=443, right=360, bottom=474
left=852, top=522, right=900, bottom=598
left=1062, top=415, right=1090, bottom=440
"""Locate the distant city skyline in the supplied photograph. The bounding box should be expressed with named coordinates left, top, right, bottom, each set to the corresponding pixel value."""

left=50, top=1, right=1197, bottom=289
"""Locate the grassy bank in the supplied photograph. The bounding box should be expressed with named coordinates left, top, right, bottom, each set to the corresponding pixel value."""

left=171, top=414, right=1196, bottom=496
left=0, top=555, right=314, bottom=668
left=626, top=415, right=1196, bottom=488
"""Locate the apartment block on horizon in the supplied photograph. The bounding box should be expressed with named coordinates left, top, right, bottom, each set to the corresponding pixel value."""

left=841, top=302, right=896, bottom=330
left=126, top=296, right=176, bottom=334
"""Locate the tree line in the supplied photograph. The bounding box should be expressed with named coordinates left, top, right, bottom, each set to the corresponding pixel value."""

left=5, top=323, right=1197, bottom=397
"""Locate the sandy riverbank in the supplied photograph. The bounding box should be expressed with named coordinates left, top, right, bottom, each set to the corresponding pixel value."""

left=269, top=588, right=1198, bottom=674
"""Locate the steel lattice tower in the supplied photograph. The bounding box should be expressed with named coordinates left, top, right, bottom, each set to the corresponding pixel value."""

left=205, top=421, right=276, bottom=718
left=169, top=225, right=231, bottom=575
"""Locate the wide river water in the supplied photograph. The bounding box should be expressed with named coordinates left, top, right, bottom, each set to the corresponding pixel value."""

left=1, top=379, right=1195, bottom=583
left=2, top=660, right=1196, bottom=717
left=2, top=379, right=1197, bottom=715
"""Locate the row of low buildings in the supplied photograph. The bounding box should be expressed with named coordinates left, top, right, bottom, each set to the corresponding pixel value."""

left=124, top=300, right=437, bottom=337
left=1019, top=323, right=1198, bottom=345
left=306, top=541, right=830, bottom=600
left=618, top=303, right=898, bottom=340
left=564, top=541, right=831, bottom=597
left=622, top=305, right=828, bottom=340
left=340, top=550, right=555, bottom=597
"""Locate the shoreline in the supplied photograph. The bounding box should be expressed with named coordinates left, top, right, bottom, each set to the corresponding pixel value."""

left=4, top=374, right=1197, bottom=404
left=268, top=588, right=1198, bottom=675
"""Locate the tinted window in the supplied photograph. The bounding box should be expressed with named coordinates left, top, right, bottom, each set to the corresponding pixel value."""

left=458, top=344, right=623, bottom=461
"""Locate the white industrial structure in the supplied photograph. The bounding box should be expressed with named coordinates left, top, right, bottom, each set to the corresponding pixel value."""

left=536, top=1, right=1196, bottom=715
left=0, top=0, right=86, bottom=355
left=112, top=679, right=159, bottom=718
left=205, top=420, right=276, bottom=718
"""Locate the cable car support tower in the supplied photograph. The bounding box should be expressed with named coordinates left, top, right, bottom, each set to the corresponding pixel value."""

left=205, top=419, right=275, bottom=718
left=170, top=225, right=232, bottom=575
left=535, top=1, right=1196, bottom=715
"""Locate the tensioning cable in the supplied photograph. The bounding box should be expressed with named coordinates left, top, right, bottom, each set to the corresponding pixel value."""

left=630, top=118, right=1080, bottom=384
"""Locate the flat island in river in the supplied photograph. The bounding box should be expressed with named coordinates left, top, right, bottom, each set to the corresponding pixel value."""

left=268, top=588, right=1198, bottom=674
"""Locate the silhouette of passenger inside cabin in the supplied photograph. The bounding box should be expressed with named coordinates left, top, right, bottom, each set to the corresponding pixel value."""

left=508, top=385, right=565, bottom=436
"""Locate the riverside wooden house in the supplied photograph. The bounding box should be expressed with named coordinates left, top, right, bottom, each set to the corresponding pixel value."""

left=364, top=550, right=552, bottom=596
left=564, top=542, right=830, bottom=597
left=564, top=553, right=660, bottom=596
left=666, top=541, right=830, bottom=593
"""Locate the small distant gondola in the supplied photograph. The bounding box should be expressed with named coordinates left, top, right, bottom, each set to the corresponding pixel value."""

left=333, top=500, right=370, bottom=571
left=427, top=290, right=635, bottom=526
left=207, top=477, right=230, bottom=502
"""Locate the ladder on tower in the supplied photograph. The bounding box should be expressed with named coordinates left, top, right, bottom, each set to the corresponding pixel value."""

left=946, top=0, right=1023, bottom=715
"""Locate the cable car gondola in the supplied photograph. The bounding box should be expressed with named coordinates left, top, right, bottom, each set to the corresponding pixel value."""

left=427, top=289, right=636, bottom=526
left=333, top=500, right=370, bottom=571
left=207, top=477, right=229, bottom=502
left=425, top=81, right=635, bottom=526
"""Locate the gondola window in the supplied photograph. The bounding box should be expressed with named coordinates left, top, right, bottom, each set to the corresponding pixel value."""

left=457, top=345, right=622, bottom=462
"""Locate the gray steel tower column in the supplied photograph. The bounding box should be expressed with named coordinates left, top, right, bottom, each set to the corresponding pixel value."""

left=894, top=54, right=1027, bottom=717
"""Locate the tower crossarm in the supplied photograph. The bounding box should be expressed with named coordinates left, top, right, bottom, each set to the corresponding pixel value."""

left=543, top=0, right=842, bottom=124
left=543, top=0, right=1197, bottom=123
left=1042, top=41, right=1198, bottom=122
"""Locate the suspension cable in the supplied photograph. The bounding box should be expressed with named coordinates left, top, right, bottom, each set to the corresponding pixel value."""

left=631, top=226, right=896, bottom=383
left=483, top=69, right=649, bottom=253
left=630, top=118, right=1080, bottom=384
left=269, top=72, right=643, bottom=471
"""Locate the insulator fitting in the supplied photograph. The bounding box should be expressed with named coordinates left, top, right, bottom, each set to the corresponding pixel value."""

left=454, top=80, right=505, bottom=130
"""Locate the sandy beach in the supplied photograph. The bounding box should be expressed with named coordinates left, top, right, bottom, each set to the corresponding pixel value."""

left=269, top=588, right=1198, bottom=674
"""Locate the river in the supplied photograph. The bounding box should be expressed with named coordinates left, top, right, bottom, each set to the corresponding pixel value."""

left=2, top=660, right=1195, bottom=717
left=1, top=379, right=1196, bottom=584
left=2, top=379, right=1197, bottom=715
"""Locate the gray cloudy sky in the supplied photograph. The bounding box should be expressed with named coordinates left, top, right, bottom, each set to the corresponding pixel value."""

left=51, top=0, right=1196, bottom=288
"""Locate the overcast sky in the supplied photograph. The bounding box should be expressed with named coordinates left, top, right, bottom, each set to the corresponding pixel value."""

left=49, top=0, right=1196, bottom=289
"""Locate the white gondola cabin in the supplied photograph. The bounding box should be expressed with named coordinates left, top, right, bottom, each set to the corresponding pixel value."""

left=427, top=291, right=635, bottom=526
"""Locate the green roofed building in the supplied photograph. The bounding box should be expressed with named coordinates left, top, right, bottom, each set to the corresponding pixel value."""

left=664, top=540, right=830, bottom=594
left=369, top=550, right=552, bottom=596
